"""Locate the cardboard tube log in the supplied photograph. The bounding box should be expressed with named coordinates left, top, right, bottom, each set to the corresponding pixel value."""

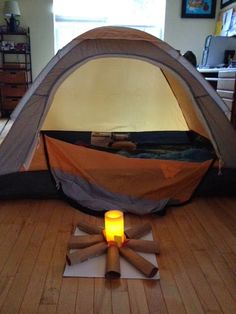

left=105, top=245, right=121, bottom=279
left=125, top=222, right=152, bottom=239
left=119, top=246, right=158, bottom=278
left=68, top=234, right=105, bottom=249
left=126, top=239, right=160, bottom=254
left=77, top=221, right=103, bottom=234
left=66, top=242, right=108, bottom=265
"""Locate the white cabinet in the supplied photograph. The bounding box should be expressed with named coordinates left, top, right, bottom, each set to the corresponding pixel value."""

left=198, top=68, right=236, bottom=128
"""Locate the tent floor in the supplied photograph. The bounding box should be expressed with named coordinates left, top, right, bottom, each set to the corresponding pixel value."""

left=0, top=197, right=235, bottom=313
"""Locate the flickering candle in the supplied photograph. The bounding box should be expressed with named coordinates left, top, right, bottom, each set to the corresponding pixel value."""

left=105, top=210, right=124, bottom=245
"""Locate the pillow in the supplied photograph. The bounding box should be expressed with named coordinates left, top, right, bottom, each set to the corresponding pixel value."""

left=110, top=141, right=136, bottom=151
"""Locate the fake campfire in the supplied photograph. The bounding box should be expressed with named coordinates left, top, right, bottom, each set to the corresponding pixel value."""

left=66, top=210, right=160, bottom=279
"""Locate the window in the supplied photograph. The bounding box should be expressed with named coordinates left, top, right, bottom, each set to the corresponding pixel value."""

left=53, top=0, right=166, bottom=52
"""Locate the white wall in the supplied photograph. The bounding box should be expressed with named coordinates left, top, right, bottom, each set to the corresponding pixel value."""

left=0, top=0, right=54, bottom=79
left=164, top=0, right=220, bottom=64
left=19, top=0, right=54, bottom=79
left=0, top=0, right=221, bottom=78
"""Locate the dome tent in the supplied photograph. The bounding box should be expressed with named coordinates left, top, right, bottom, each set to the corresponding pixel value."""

left=0, top=26, right=235, bottom=215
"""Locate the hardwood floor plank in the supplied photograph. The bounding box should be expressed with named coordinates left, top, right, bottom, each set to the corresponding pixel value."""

left=0, top=202, right=34, bottom=273
left=194, top=250, right=236, bottom=314
left=168, top=210, right=223, bottom=313
left=19, top=201, right=65, bottom=314
left=183, top=201, right=236, bottom=299
left=159, top=268, right=187, bottom=314
left=57, top=278, right=78, bottom=314
left=0, top=276, right=14, bottom=309
left=220, top=197, right=236, bottom=221
left=0, top=202, right=26, bottom=247
left=75, top=278, right=94, bottom=314
left=0, top=203, right=53, bottom=314
left=150, top=216, right=187, bottom=314
left=181, top=203, right=236, bottom=313
left=37, top=304, right=57, bottom=314
left=94, top=278, right=112, bottom=314
left=0, top=202, right=17, bottom=224
left=192, top=198, right=234, bottom=254
left=222, top=252, right=236, bottom=274
left=206, top=249, right=236, bottom=302
left=140, top=216, right=169, bottom=314
left=212, top=199, right=236, bottom=236
left=111, top=279, right=131, bottom=314
left=111, top=278, right=128, bottom=291
left=154, top=216, right=204, bottom=314
left=143, top=280, right=168, bottom=314
left=0, top=215, right=23, bottom=265
left=112, top=290, right=131, bottom=314
left=202, top=198, right=236, bottom=254
left=184, top=203, right=236, bottom=278
left=127, top=279, right=149, bottom=314
left=1, top=204, right=41, bottom=277
left=39, top=206, right=74, bottom=308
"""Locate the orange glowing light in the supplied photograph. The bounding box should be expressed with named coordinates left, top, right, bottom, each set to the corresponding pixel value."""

left=105, top=210, right=125, bottom=245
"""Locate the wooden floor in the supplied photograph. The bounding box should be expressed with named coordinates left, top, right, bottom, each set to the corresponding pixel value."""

left=0, top=197, right=235, bottom=314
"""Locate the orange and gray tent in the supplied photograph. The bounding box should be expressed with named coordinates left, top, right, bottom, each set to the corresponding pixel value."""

left=0, top=26, right=236, bottom=214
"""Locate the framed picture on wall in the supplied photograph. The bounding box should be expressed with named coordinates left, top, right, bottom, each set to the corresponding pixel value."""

left=220, top=0, right=236, bottom=9
left=181, top=0, right=217, bottom=18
